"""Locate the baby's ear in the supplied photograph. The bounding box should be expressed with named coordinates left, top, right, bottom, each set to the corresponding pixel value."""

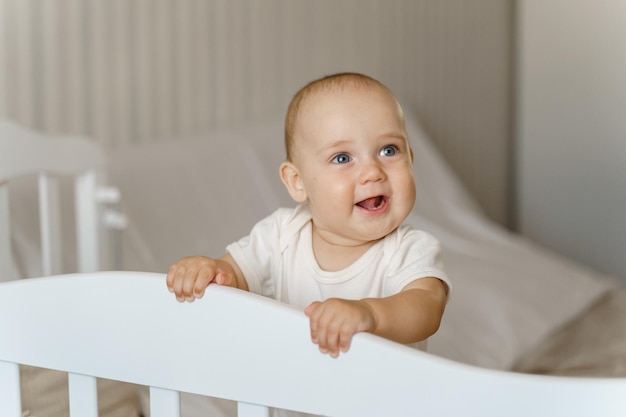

left=279, top=161, right=308, bottom=203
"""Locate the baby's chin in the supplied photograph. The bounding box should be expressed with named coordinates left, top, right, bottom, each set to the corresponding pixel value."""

left=313, top=226, right=387, bottom=248
left=311, top=211, right=406, bottom=245
left=348, top=223, right=403, bottom=244
left=351, top=211, right=407, bottom=237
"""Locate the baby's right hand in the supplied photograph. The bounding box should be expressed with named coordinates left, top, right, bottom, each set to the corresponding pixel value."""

left=166, top=256, right=237, bottom=302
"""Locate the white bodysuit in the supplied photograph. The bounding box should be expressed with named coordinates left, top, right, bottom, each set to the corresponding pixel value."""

left=227, top=204, right=450, bottom=316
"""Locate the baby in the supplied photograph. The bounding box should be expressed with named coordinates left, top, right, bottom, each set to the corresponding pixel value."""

left=166, top=72, right=450, bottom=358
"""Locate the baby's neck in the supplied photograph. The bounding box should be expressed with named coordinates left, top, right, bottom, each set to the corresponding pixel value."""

left=311, top=226, right=380, bottom=272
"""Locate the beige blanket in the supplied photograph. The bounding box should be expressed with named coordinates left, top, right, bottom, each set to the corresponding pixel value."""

left=514, top=287, right=626, bottom=377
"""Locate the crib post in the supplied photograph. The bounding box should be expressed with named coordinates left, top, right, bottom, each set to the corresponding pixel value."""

left=150, top=386, right=181, bottom=417
left=68, top=373, right=98, bottom=417
left=0, top=360, right=22, bottom=417
left=238, top=402, right=270, bottom=417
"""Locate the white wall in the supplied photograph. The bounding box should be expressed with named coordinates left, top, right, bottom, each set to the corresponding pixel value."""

left=516, top=0, right=626, bottom=282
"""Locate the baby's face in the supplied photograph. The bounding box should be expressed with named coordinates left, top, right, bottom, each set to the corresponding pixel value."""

left=291, top=86, right=416, bottom=246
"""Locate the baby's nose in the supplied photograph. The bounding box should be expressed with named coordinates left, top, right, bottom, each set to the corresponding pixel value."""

left=359, top=160, right=386, bottom=183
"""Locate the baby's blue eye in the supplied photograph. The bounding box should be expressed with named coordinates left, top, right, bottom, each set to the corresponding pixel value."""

left=331, top=153, right=351, bottom=164
left=380, top=145, right=397, bottom=157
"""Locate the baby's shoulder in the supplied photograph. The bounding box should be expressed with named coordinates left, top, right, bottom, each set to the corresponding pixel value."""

left=270, top=204, right=311, bottom=228
left=268, top=204, right=311, bottom=251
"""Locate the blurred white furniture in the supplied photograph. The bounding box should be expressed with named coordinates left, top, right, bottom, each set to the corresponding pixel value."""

left=0, top=120, right=104, bottom=280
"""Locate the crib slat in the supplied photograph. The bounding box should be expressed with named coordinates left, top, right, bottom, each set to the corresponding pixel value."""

left=0, top=361, right=21, bottom=417
left=75, top=170, right=99, bottom=272
left=150, top=386, right=181, bottom=417
left=38, top=174, right=63, bottom=275
left=68, top=373, right=98, bottom=417
left=238, top=402, right=270, bottom=417
left=0, top=185, right=17, bottom=282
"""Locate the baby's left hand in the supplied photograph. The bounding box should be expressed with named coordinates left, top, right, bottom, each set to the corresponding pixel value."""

left=304, top=298, right=376, bottom=358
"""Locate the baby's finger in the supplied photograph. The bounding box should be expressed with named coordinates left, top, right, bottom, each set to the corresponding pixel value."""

left=312, top=312, right=333, bottom=355
left=305, top=302, right=322, bottom=343
left=304, top=301, right=320, bottom=317
left=193, top=268, right=215, bottom=298
left=324, top=322, right=342, bottom=357
left=182, top=267, right=200, bottom=301
left=165, top=264, right=177, bottom=291
left=172, top=265, right=188, bottom=301
left=217, top=269, right=242, bottom=288
left=338, top=326, right=353, bottom=353
left=214, top=271, right=232, bottom=286
left=315, top=329, right=328, bottom=354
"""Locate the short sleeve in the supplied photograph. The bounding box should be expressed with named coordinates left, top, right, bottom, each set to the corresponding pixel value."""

left=384, top=225, right=451, bottom=296
left=226, top=210, right=282, bottom=298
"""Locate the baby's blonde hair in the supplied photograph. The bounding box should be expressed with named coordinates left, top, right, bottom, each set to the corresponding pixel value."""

left=284, top=72, right=398, bottom=162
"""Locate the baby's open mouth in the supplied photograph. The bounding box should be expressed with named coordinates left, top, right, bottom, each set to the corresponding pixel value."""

left=356, top=195, right=387, bottom=211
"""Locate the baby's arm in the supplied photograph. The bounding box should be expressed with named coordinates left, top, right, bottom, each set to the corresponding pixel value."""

left=304, top=277, right=448, bottom=357
left=166, top=253, right=248, bottom=302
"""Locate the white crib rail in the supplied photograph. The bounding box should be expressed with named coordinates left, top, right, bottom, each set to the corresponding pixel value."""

left=1, top=271, right=625, bottom=417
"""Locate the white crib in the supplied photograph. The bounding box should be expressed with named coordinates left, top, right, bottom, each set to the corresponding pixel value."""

left=1, top=271, right=625, bottom=417
left=1, top=121, right=626, bottom=417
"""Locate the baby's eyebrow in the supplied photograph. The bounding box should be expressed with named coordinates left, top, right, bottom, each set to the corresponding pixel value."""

left=378, top=132, right=407, bottom=142
left=326, top=139, right=351, bottom=149
left=316, top=133, right=408, bottom=157
left=318, top=139, right=352, bottom=156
